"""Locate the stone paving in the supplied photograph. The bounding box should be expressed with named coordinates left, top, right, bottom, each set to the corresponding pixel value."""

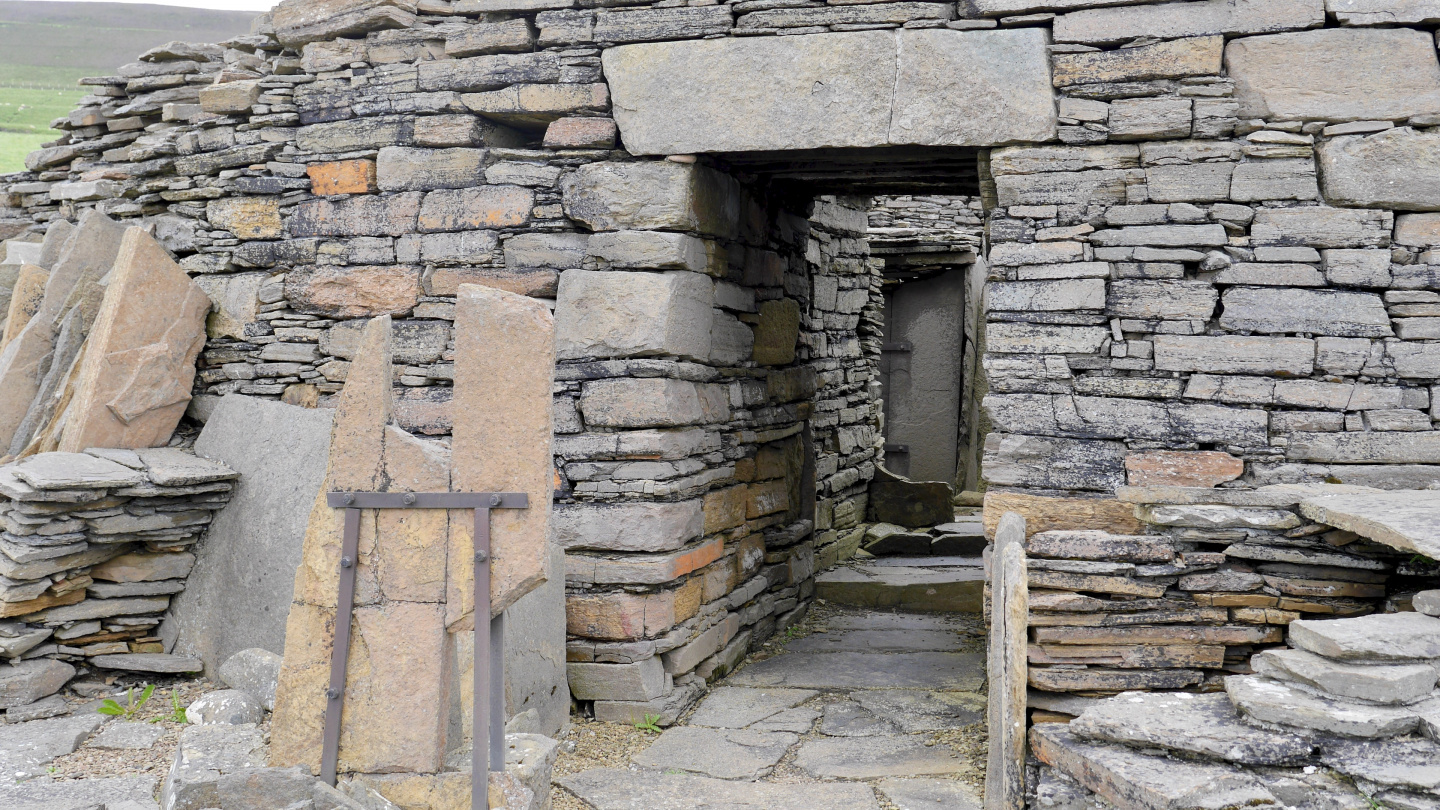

left=557, top=604, right=988, bottom=810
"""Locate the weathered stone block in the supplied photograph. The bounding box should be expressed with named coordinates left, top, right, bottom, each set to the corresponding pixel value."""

left=306, top=160, right=377, bottom=195
left=602, top=29, right=1055, bottom=155
left=1125, top=450, right=1243, bottom=487
left=59, top=227, right=210, bottom=453
left=1146, top=163, right=1234, bottom=203
left=1052, top=36, right=1222, bottom=87
left=555, top=270, right=713, bottom=361
left=445, top=18, right=536, bottom=57
left=1319, top=128, right=1440, bottom=211
left=1396, top=214, right=1440, bottom=247
left=418, top=186, right=533, bottom=232
left=417, top=52, right=560, bottom=92
left=1328, top=0, right=1440, bottom=24
left=544, top=117, right=617, bottom=149
left=561, top=161, right=742, bottom=238
left=594, top=6, right=732, bottom=44
left=1251, top=207, right=1392, bottom=249
left=752, top=298, right=799, bottom=366
left=569, top=657, right=665, bottom=701
left=1286, top=430, right=1440, bottom=463
left=578, top=377, right=708, bottom=428
left=991, top=144, right=1139, bottom=174
left=290, top=193, right=420, bottom=237
left=995, top=170, right=1128, bottom=208
left=1054, top=0, right=1325, bottom=45
left=587, top=231, right=715, bottom=274
left=1227, top=29, right=1440, bottom=122
left=1105, top=280, right=1218, bottom=319
left=988, top=279, right=1105, bottom=311
left=206, top=198, right=281, bottom=240
left=1153, top=335, right=1315, bottom=376
left=982, top=433, right=1126, bottom=492
left=1229, top=159, right=1319, bottom=203
left=987, top=323, right=1108, bottom=354
left=1108, top=98, right=1192, bottom=141
left=297, top=116, right=413, bottom=153
left=416, top=231, right=501, bottom=266
left=272, top=0, right=417, bottom=46
left=552, top=500, right=703, bottom=553
left=463, top=82, right=609, bottom=127
left=375, top=146, right=486, bottom=192
left=1219, top=288, right=1391, bottom=337
left=320, top=318, right=449, bottom=364
left=1322, top=249, right=1391, bottom=287
left=284, top=265, right=422, bottom=318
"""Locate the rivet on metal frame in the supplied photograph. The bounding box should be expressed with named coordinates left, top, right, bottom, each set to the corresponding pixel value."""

left=489, top=494, right=501, bottom=507
left=403, top=493, right=417, bottom=505
left=343, top=493, right=355, bottom=505
left=474, top=549, right=488, bottom=563
left=340, top=556, right=354, bottom=569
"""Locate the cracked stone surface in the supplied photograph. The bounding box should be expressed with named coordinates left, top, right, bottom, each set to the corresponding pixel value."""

left=0, top=712, right=107, bottom=780
left=630, top=727, right=799, bottom=780
left=1070, top=692, right=1316, bottom=766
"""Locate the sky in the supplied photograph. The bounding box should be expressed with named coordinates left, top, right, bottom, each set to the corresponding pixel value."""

left=10, top=0, right=274, bottom=10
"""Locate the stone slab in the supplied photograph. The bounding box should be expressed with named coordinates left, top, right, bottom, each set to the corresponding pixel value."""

left=851, top=689, right=986, bottom=733
left=879, top=778, right=981, bottom=810
left=602, top=29, right=1054, bottom=154
left=1321, top=737, right=1440, bottom=793
left=12, top=452, right=144, bottom=490
left=631, top=726, right=797, bottom=780
left=1289, top=612, right=1440, bottom=661
left=0, top=712, right=107, bottom=780
left=728, top=652, right=985, bottom=691
left=820, top=702, right=897, bottom=737
left=59, top=227, right=211, bottom=453
left=1227, top=675, right=1423, bottom=738
left=92, top=720, right=166, bottom=750
left=1320, top=127, right=1440, bottom=211
left=167, top=395, right=333, bottom=674
left=786, top=629, right=969, bottom=653
left=816, top=564, right=985, bottom=613
left=795, top=735, right=968, bottom=779
left=686, top=686, right=817, bottom=729
left=1253, top=648, right=1436, bottom=705
left=0, top=775, right=157, bottom=810
left=558, top=767, right=882, bottom=810
left=1298, top=490, right=1440, bottom=560
left=1072, top=692, right=1314, bottom=765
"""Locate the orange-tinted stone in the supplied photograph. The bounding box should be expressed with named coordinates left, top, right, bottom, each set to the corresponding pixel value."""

left=983, top=491, right=1143, bottom=539
left=307, top=160, right=378, bottom=195
left=1124, top=450, right=1245, bottom=487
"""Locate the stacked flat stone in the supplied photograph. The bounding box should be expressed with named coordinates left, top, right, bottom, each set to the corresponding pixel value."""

left=1029, top=610, right=1440, bottom=810
left=0, top=448, right=235, bottom=678
left=867, top=195, right=984, bottom=255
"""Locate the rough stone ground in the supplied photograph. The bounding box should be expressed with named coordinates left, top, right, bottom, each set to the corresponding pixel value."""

left=551, top=601, right=988, bottom=809
left=0, top=674, right=220, bottom=809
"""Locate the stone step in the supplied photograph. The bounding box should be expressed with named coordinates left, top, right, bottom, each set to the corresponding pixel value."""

left=1069, top=691, right=1316, bottom=766
left=1226, top=675, right=1432, bottom=739
left=1030, top=722, right=1280, bottom=810
left=816, top=558, right=985, bottom=613
left=1289, top=613, right=1440, bottom=661
left=1252, top=647, right=1438, bottom=705
left=728, top=651, right=985, bottom=691
left=558, top=767, right=882, bottom=810
left=1320, top=736, right=1440, bottom=795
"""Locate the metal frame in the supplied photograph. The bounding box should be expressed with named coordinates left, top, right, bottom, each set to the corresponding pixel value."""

left=321, top=491, right=529, bottom=810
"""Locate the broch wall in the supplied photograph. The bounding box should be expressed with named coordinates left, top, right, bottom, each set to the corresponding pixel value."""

left=5, top=0, right=1440, bottom=732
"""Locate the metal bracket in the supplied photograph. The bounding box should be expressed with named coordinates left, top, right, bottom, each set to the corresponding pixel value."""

left=321, top=491, right=527, bottom=810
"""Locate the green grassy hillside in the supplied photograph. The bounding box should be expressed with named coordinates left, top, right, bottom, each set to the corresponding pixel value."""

left=0, top=0, right=257, bottom=173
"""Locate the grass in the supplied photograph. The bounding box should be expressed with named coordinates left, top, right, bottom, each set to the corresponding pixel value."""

left=0, top=84, right=86, bottom=174
left=0, top=132, right=53, bottom=173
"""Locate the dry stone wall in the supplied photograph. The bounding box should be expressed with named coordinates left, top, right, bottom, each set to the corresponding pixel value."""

left=6, top=0, right=1440, bottom=718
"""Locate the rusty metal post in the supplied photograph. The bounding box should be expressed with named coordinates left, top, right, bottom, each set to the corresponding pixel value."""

left=320, top=505, right=361, bottom=787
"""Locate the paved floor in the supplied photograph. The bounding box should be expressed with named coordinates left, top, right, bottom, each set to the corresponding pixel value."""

left=558, top=604, right=989, bottom=810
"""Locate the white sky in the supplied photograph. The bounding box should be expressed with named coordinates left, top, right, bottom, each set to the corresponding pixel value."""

left=11, top=0, right=275, bottom=11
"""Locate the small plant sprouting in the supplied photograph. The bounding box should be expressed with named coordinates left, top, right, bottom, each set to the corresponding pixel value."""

left=153, top=689, right=188, bottom=724
left=98, top=683, right=154, bottom=720
left=634, top=714, right=663, bottom=733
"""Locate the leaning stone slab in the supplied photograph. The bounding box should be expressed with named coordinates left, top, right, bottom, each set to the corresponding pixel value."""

left=1319, top=128, right=1440, bottom=211
left=1296, top=490, right=1440, bottom=561
left=168, top=395, right=332, bottom=673
left=559, top=767, right=882, bottom=810
left=1289, top=613, right=1440, bottom=661
left=1252, top=648, right=1437, bottom=704
left=1228, top=29, right=1440, bottom=123
left=1323, top=737, right=1440, bottom=794
left=1071, top=692, right=1314, bottom=766
left=632, top=726, right=797, bottom=780
left=1030, top=723, right=1280, bottom=810
left=1227, top=675, right=1423, bottom=738
left=59, top=227, right=211, bottom=453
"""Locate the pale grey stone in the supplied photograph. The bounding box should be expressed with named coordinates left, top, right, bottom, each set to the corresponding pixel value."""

left=1219, top=288, right=1391, bottom=337
left=632, top=726, right=797, bottom=780
left=11, top=453, right=144, bottom=490
left=1228, top=675, right=1421, bottom=738
left=602, top=30, right=1055, bottom=154
left=686, top=686, right=817, bottom=729
left=553, top=500, right=702, bottom=553
left=851, top=690, right=985, bottom=733
left=0, top=711, right=106, bottom=780
left=796, top=735, right=969, bottom=779
left=1287, top=431, right=1440, bottom=464
left=1229, top=159, right=1319, bottom=202
left=560, top=161, right=743, bottom=238
left=0, top=659, right=74, bottom=708
left=160, top=723, right=267, bottom=810
left=987, top=279, right=1104, bottom=311
left=879, top=777, right=981, bottom=810
left=91, top=653, right=202, bottom=674
left=504, top=232, right=588, bottom=270
left=559, top=768, right=882, bottom=810
left=1071, top=692, right=1314, bottom=766
left=1211, top=262, right=1325, bottom=286
left=1319, top=128, right=1440, bottom=211
left=749, top=707, right=819, bottom=733
left=1252, top=648, right=1437, bottom=704
left=729, top=652, right=984, bottom=691
left=1416, top=590, right=1440, bottom=617
left=1107, top=98, right=1192, bottom=141
left=586, top=231, right=713, bottom=273
left=319, top=318, right=450, bottom=364
left=1290, top=612, right=1440, bottom=661
left=991, top=144, right=1139, bottom=175
left=1228, top=29, right=1440, bottom=123
left=0, top=775, right=157, bottom=810
left=92, top=720, right=166, bottom=750
left=820, top=702, right=897, bottom=737
left=4, top=695, right=68, bottom=723
left=218, top=648, right=282, bottom=712
left=987, top=323, right=1108, bottom=354
left=376, top=146, right=486, bottom=191
left=1323, top=249, right=1391, bottom=287
left=1138, top=504, right=1301, bottom=530
left=555, top=270, right=713, bottom=361
left=1054, top=0, right=1324, bottom=45
left=1145, top=163, right=1234, bottom=203
left=568, top=658, right=665, bottom=701
left=168, top=395, right=333, bottom=674
left=1091, top=224, right=1228, bottom=247
left=1322, top=737, right=1440, bottom=793
left=981, top=433, right=1127, bottom=492
left=1106, top=280, right=1217, bottom=320
left=1153, top=335, right=1315, bottom=375
left=1251, top=206, right=1392, bottom=249
left=186, top=689, right=264, bottom=726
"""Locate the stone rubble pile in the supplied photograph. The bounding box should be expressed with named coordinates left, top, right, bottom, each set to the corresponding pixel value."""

left=1023, top=482, right=1411, bottom=700
left=0, top=447, right=236, bottom=713
left=1030, top=606, right=1440, bottom=810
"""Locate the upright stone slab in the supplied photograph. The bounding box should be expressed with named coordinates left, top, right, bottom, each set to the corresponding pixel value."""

left=986, top=512, right=1027, bottom=810
left=167, top=395, right=335, bottom=672
left=271, top=316, right=455, bottom=775
left=57, top=227, right=210, bottom=452
left=0, top=264, right=47, bottom=349
left=1226, top=28, right=1440, bottom=122
left=0, top=210, right=125, bottom=450
left=448, top=283, right=555, bottom=625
